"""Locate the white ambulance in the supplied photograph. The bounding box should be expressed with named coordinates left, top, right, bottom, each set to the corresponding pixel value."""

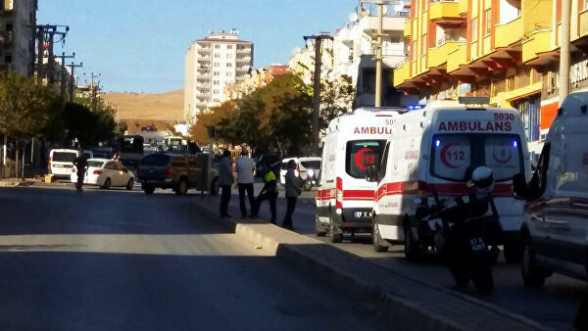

left=370, top=97, right=531, bottom=262
left=316, top=107, right=401, bottom=243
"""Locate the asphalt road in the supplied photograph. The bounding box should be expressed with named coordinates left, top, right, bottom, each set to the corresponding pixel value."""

left=236, top=183, right=587, bottom=331
left=0, top=186, right=391, bottom=331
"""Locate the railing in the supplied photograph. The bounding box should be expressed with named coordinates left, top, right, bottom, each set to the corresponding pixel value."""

left=436, top=35, right=465, bottom=46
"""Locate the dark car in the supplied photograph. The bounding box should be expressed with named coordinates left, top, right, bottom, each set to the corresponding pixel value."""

left=138, top=153, right=218, bottom=196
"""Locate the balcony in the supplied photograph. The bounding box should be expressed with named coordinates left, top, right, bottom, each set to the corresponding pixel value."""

left=580, top=9, right=588, bottom=38
left=198, top=48, right=212, bottom=54
left=0, top=31, right=12, bottom=45
left=359, top=15, right=406, bottom=38
left=494, top=17, right=523, bottom=48
left=429, top=1, right=461, bottom=24
left=237, top=47, right=251, bottom=53
left=447, top=44, right=468, bottom=73
left=427, top=41, right=461, bottom=68
left=197, top=66, right=211, bottom=71
left=458, top=0, right=468, bottom=15
left=522, top=29, right=553, bottom=63
left=393, top=62, right=411, bottom=87
left=236, top=57, right=251, bottom=63
left=404, top=20, right=411, bottom=38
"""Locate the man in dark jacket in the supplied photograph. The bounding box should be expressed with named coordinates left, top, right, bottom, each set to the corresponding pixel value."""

left=218, top=150, right=234, bottom=218
left=72, top=151, right=88, bottom=190
left=283, top=160, right=302, bottom=230
left=251, top=167, right=278, bottom=224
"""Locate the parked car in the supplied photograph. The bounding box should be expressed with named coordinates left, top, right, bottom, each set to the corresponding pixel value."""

left=515, top=91, right=588, bottom=286
left=92, top=147, right=113, bottom=159
left=280, top=157, right=322, bottom=186
left=49, top=149, right=81, bottom=179
left=138, top=153, right=219, bottom=196
left=70, top=158, right=135, bottom=190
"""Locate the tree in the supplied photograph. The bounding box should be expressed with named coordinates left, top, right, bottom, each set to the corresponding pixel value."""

left=320, top=75, right=355, bottom=130
left=61, top=102, right=115, bottom=147
left=0, top=73, right=63, bottom=140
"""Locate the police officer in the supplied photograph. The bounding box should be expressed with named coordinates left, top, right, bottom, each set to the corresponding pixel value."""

left=72, top=150, right=88, bottom=190
left=252, top=166, right=278, bottom=224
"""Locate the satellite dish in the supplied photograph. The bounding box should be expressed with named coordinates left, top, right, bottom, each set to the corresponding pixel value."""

left=348, top=12, right=359, bottom=23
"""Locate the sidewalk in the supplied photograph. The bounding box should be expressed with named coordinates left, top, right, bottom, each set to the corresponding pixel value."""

left=0, top=176, right=70, bottom=188
left=193, top=194, right=548, bottom=331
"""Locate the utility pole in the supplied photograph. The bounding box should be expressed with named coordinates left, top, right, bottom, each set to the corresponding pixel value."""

left=88, top=72, right=101, bottom=110
left=35, top=26, right=44, bottom=84
left=303, top=33, right=333, bottom=156
left=35, top=24, right=69, bottom=85
left=46, top=27, right=56, bottom=85
left=361, top=1, right=399, bottom=106
left=60, top=52, right=75, bottom=98
left=559, top=0, right=571, bottom=102
left=67, top=62, right=83, bottom=103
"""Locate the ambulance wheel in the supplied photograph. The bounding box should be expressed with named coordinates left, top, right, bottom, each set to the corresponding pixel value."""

left=521, top=234, right=549, bottom=288
left=404, top=224, right=422, bottom=262
left=315, top=215, right=327, bottom=237
left=329, top=215, right=343, bottom=243
left=372, top=221, right=389, bottom=252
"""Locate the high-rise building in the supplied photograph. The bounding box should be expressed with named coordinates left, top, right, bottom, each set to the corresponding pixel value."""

left=184, top=30, right=253, bottom=126
left=0, top=0, right=37, bottom=77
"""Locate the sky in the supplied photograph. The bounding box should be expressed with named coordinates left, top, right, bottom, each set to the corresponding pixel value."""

left=38, top=0, right=358, bottom=93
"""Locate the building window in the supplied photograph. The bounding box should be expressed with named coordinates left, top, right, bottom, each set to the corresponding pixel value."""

left=226, top=72, right=232, bottom=77
left=215, top=45, right=221, bottom=49
left=422, top=34, right=427, bottom=55
left=213, top=99, right=220, bottom=102
left=227, top=45, right=233, bottom=49
left=214, top=62, right=220, bottom=67
left=213, top=71, right=220, bottom=76
left=213, top=90, right=219, bottom=94
left=213, top=80, right=220, bottom=85
left=226, top=54, right=232, bottom=59
left=472, top=17, right=478, bottom=42
left=4, top=54, right=12, bottom=64
left=214, top=53, right=220, bottom=58
left=485, top=9, right=492, bottom=35
left=226, top=63, right=233, bottom=67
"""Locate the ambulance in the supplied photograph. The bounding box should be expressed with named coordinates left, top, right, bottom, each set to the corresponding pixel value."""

left=369, top=97, right=531, bottom=262
left=316, top=107, right=402, bottom=243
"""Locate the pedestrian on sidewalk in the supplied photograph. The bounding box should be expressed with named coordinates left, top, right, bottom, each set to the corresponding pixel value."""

left=251, top=166, right=278, bottom=223
left=236, top=150, right=256, bottom=218
left=283, top=160, right=301, bottom=230
left=218, top=150, right=234, bottom=218
left=73, top=150, right=88, bottom=191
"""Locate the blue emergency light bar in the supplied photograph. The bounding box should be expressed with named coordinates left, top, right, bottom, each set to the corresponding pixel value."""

left=406, top=104, right=424, bottom=111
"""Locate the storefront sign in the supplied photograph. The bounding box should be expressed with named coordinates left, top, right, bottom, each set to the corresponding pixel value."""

left=571, top=59, right=588, bottom=86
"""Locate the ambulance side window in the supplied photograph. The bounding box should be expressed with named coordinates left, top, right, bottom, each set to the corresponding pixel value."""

left=529, top=143, right=550, bottom=198
left=378, top=142, right=390, bottom=182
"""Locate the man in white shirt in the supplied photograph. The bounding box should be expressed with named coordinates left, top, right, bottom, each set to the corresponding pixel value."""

left=236, top=150, right=256, bottom=218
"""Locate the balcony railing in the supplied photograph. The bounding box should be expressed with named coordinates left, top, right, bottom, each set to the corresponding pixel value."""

left=494, top=16, right=523, bottom=48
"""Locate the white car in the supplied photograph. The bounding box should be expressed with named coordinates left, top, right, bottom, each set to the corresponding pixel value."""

left=280, top=157, right=322, bottom=185
left=70, top=158, right=135, bottom=190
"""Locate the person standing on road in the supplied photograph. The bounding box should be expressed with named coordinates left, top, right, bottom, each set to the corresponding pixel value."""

left=283, top=160, right=301, bottom=230
left=73, top=150, right=88, bottom=190
left=236, top=150, right=256, bottom=218
left=218, top=150, right=234, bottom=218
left=251, top=167, right=278, bottom=224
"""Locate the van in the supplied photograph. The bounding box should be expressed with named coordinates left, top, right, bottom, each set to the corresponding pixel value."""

left=49, top=149, right=81, bottom=178
left=370, top=98, right=531, bottom=262
left=515, top=92, right=588, bottom=286
left=316, top=107, right=401, bottom=243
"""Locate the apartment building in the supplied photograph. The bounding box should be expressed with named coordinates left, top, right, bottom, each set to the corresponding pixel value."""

left=224, top=64, right=289, bottom=100
left=288, top=39, right=334, bottom=85
left=394, top=0, right=588, bottom=156
left=0, top=0, right=37, bottom=77
left=184, top=30, right=253, bottom=126
left=331, top=4, right=411, bottom=107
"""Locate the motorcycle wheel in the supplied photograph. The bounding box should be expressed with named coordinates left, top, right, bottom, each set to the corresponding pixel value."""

left=472, top=257, right=494, bottom=295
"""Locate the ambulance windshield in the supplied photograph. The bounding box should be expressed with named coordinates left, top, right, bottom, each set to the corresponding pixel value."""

left=431, top=134, right=523, bottom=182
left=346, top=140, right=386, bottom=179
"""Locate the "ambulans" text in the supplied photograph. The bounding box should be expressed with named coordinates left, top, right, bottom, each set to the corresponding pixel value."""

left=353, top=127, right=392, bottom=134
left=438, top=121, right=512, bottom=132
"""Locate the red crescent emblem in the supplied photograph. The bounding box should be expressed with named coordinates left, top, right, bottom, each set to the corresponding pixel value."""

left=440, top=142, right=462, bottom=169
left=493, top=148, right=512, bottom=164
left=355, top=148, right=375, bottom=171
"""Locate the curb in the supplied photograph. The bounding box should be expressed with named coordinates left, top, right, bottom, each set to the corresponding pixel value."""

left=191, top=197, right=549, bottom=331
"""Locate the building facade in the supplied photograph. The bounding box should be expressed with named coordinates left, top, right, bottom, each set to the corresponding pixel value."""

left=394, top=0, right=588, bottom=157
left=0, top=0, right=37, bottom=77
left=184, top=30, right=253, bottom=126
left=331, top=4, right=411, bottom=107
left=224, top=64, right=289, bottom=100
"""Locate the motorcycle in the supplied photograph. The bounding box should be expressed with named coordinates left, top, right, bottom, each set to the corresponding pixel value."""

left=302, top=169, right=318, bottom=191
left=414, top=167, right=501, bottom=295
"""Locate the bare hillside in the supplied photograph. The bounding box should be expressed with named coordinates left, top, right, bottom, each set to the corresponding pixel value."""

left=102, top=89, right=184, bottom=122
